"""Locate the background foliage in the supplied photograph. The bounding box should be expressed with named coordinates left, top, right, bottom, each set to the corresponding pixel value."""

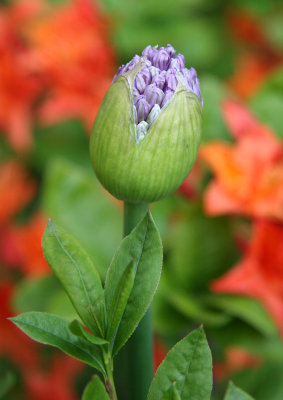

left=0, top=0, right=283, bottom=398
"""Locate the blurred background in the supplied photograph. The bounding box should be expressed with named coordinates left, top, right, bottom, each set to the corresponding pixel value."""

left=0, top=0, right=283, bottom=398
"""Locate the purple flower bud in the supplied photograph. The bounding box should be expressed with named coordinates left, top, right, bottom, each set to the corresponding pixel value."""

left=149, top=66, right=159, bottom=79
left=144, top=84, right=164, bottom=109
left=165, top=44, right=176, bottom=57
left=189, top=67, right=197, bottom=80
left=142, top=45, right=155, bottom=60
left=176, top=54, right=185, bottom=69
left=165, top=71, right=178, bottom=91
left=124, top=55, right=141, bottom=73
left=161, top=89, right=174, bottom=107
left=134, top=68, right=151, bottom=93
left=135, top=96, right=151, bottom=123
left=151, top=73, right=166, bottom=90
left=113, top=64, right=126, bottom=82
left=113, top=44, right=202, bottom=127
left=133, top=87, right=140, bottom=100
left=152, top=49, right=170, bottom=70
left=169, top=58, right=181, bottom=70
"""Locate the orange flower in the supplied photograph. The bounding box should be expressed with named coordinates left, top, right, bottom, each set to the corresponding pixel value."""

left=214, top=347, right=261, bottom=381
left=228, top=52, right=280, bottom=99
left=201, top=100, right=283, bottom=220
left=226, top=10, right=283, bottom=98
left=0, top=1, right=43, bottom=151
left=0, top=160, right=36, bottom=224
left=211, top=221, right=283, bottom=335
left=10, top=213, right=50, bottom=276
left=25, top=0, right=115, bottom=130
left=178, top=161, right=204, bottom=200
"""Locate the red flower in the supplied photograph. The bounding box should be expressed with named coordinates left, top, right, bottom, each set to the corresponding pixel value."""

left=25, top=354, right=82, bottom=400
left=0, top=1, right=43, bottom=151
left=0, top=282, right=83, bottom=400
left=214, top=347, right=261, bottom=381
left=211, top=221, right=283, bottom=335
left=226, top=10, right=283, bottom=98
left=153, top=337, right=167, bottom=373
left=0, top=160, right=35, bottom=224
left=25, top=0, right=115, bottom=130
left=0, top=282, right=38, bottom=368
left=9, top=213, right=50, bottom=276
left=201, top=100, right=283, bottom=221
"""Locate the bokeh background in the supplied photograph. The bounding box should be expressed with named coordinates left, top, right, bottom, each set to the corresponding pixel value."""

left=1, top=0, right=283, bottom=398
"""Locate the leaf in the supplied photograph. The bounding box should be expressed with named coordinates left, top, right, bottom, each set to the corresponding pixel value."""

left=0, top=369, right=16, bottom=398
left=249, top=68, right=283, bottom=138
left=12, top=275, right=77, bottom=321
left=82, top=375, right=110, bottom=400
left=69, top=320, right=108, bottom=346
left=201, top=75, right=231, bottom=143
left=161, top=383, right=181, bottom=400
left=207, top=294, right=277, bottom=337
left=12, top=275, right=62, bottom=313
left=224, top=382, right=254, bottom=400
left=42, top=159, right=121, bottom=278
left=105, top=212, right=162, bottom=355
left=31, top=120, right=89, bottom=171
left=106, top=259, right=136, bottom=349
left=42, top=220, right=105, bottom=336
left=165, top=282, right=231, bottom=327
left=10, top=312, right=105, bottom=375
left=147, top=327, right=212, bottom=400
left=167, top=203, right=239, bottom=291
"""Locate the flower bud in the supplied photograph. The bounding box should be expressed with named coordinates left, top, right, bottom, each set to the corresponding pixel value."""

left=90, top=44, right=202, bottom=203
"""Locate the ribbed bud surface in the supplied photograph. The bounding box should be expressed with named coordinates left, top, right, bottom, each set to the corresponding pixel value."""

left=90, top=44, right=202, bottom=203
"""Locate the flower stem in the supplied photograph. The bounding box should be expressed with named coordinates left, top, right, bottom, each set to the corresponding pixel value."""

left=122, top=202, right=153, bottom=400
left=104, top=351, right=118, bottom=400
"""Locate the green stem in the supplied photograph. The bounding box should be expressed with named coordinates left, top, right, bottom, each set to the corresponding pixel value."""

left=105, top=353, right=118, bottom=400
left=123, top=202, right=153, bottom=400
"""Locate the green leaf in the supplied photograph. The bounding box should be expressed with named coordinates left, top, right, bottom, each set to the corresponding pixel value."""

left=42, top=220, right=105, bottom=336
left=207, top=294, right=277, bottom=337
left=69, top=320, right=108, bottom=346
left=167, top=203, right=239, bottom=291
left=31, top=120, right=89, bottom=171
left=161, top=383, right=181, bottom=400
left=12, top=275, right=62, bottom=313
left=201, top=75, right=231, bottom=143
left=166, top=287, right=231, bottom=327
left=42, top=159, right=121, bottom=278
left=0, top=369, right=16, bottom=398
left=106, top=259, right=136, bottom=348
left=10, top=312, right=105, bottom=375
left=224, top=382, right=254, bottom=400
left=249, top=68, right=283, bottom=138
left=82, top=375, right=110, bottom=400
left=105, top=212, right=162, bottom=355
left=147, top=327, right=212, bottom=400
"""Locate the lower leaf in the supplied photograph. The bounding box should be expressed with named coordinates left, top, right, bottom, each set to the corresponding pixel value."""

left=10, top=312, right=105, bottom=375
left=82, top=376, right=110, bottom=400
left=147, top=327, right=212, bottom=400
left=224, top=382, right=254, bottom=400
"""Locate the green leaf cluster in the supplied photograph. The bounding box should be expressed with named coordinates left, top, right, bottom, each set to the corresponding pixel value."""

left=11, top=211, right=162, bottom=397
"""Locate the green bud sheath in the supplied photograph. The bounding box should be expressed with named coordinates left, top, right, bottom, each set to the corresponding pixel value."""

left=90, top=62, right=202, bottom=204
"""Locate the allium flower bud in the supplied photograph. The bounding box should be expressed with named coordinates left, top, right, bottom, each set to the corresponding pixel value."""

left=90, top=44, right=202, bottom=203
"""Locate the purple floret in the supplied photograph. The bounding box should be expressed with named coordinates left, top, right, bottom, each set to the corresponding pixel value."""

left=113, top=44, right=202, bottom=127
